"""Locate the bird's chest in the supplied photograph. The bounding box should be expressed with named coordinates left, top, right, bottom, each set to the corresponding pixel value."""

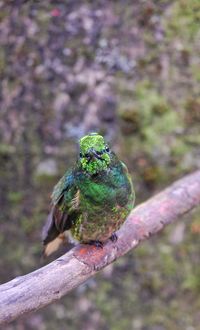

left=78, top=177, right=116, bottom=213
left=73, top=172, right=130, bottom=242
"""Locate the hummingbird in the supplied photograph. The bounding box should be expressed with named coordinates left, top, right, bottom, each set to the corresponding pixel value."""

left=42, top=133, right=135, bottom=256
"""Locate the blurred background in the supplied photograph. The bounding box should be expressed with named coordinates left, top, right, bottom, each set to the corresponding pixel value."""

left=0, top=0, right=200, bottom=329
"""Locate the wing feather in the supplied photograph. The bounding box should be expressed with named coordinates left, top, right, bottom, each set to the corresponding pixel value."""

left=42, top=169, right=78, bottom=256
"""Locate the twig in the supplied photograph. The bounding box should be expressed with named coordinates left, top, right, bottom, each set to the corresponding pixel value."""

left=0, top=170, right=200, bottom=325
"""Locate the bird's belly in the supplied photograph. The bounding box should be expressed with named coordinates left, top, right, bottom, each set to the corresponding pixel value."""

left=71, top=179, right=133, bottom=242
left=71, top=206, right=129, bottom=242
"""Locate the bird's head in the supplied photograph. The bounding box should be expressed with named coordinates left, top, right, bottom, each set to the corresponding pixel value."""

left=79, top=133, right=111, bottom=175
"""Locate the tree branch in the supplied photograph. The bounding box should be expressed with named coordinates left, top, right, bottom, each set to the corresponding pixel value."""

left=1, top=171, right=200, bottom=325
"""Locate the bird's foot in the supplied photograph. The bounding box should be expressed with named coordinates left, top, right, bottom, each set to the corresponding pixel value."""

left=88, top=240, right=104, bottom=248
left=109, top=233, right=118, bottom=243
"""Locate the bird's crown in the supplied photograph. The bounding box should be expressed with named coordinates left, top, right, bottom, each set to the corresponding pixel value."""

left=79, top=133, right=111, bottom=175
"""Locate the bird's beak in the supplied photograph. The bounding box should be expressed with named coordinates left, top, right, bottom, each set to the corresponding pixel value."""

left=93, top=151, right=102, bottom=160
left=89, top=149, right=102, bottom=160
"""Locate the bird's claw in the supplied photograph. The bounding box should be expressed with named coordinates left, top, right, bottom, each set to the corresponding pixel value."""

left=88, top=240, right=104, bottom=248
left=109, top=233, right=118, bottom=243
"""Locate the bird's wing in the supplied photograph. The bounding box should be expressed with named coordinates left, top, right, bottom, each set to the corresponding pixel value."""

left=42, top=169, right=79, bottom=256
left=115, top=161, right=135, bottom=208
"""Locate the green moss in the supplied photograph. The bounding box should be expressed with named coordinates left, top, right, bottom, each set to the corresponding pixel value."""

left=134, top=80, right=170, bottom=118
left=170, top=140, right=189, bottom=157
left=165, top=0, right=200, bottom=40
left=183, top=272, right=200, bottom=292
left=160, top=245, right=177, bottom=276
left=118, top=80, right=173, bottom=138
left=191, top=64, right=200, bottom=82
left=20, top=216, right=33, bottom=234
left=0, top=144, right=15, bottom=155
left=8, top=191, right=24, bottom=204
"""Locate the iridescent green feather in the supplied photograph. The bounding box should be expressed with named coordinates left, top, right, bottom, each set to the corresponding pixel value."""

left=42, top=133, right=135, bottom=255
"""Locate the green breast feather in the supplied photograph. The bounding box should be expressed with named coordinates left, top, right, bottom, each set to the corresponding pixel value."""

left=42, top=133, right=135, bottom=256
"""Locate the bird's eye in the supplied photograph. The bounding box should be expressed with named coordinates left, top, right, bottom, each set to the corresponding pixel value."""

left=105, top=147, right=110, bottom=152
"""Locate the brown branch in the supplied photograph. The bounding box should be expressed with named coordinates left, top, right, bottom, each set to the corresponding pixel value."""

left=0, top=171, right=200, bottom=325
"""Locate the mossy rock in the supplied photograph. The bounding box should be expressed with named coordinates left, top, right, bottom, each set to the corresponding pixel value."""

left=117, top=80, right=172, bottom=136
left=165, top=0, right=200, bottom=41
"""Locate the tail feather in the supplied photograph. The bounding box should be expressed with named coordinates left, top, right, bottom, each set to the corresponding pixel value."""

left=42, top=207, right=60, bottom=245
left=43, top=233, right=66, bottom=257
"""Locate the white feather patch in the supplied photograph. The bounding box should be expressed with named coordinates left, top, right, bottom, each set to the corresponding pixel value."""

left=44, top=233, right=65, bottom=257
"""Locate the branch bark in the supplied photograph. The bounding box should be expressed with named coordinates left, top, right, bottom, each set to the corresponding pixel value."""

left=0, top=171, right=200, bottom=325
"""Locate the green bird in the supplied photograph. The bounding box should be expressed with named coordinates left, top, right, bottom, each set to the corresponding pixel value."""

left=42, top=133, right=135, bottom=256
